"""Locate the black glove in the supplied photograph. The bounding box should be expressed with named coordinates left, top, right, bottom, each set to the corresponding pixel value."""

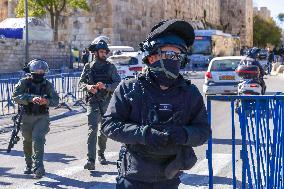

left=145, top=128, right=169, bottom=148
left=168, top=127, right=188, bottom=145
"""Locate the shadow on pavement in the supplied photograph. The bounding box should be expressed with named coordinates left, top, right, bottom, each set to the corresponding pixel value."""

left=0, top=149, right=77, bottom=164
left=211, top=138, right=242, bottom=145
left=0, top=167, right=33, bottom=180
left=90, top=170, right=117, bottom=177
left=0, top=181, right=12, bottom=186
left=181, top=173, right=242, bottom=188
left=35, top=172, right=115, bottom=189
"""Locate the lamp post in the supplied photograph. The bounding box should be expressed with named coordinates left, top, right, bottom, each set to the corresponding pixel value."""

left=24, top=0, right=29, bottom=64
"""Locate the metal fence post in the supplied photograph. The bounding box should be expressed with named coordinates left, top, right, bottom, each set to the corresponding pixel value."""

left=207, top=97, right=213, bottom=189
left=231, top=100, right=236, bottom=189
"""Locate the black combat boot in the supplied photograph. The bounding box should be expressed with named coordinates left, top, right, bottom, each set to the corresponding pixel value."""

left=98, top=153, right=107, bottom=165
left=34, top=167, right=45, bottom=179
left=24, top=157, right=33, bottom=174
left=84, top=159, right=96, bottom=170
left=24, top=166, right=33, bottom=174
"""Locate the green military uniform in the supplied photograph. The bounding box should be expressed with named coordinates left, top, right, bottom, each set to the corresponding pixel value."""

left=79, top=59, right=120, bottom=164
left=12, top=76, right=59, bottom=173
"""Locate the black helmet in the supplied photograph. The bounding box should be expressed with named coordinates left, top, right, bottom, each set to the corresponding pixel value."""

left=88, top=35, right=110, bottom=53
left=139, top=19, right=195, bottom=60
left=248, top=47, right=261, bottom=59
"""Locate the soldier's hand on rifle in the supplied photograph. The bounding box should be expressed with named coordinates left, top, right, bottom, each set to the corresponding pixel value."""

left=32, top=97, right=48, bottom=105
left=87, top=85, right=98, bottom=94
left=95, top=82, right=106, bottom=90
left=32, top=97, right=41, bottom=104
left=38, top=97, right=48, bottom=105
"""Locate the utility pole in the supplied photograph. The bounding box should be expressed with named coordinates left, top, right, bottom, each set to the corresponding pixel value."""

left=24, top=0, right=29, bottom=64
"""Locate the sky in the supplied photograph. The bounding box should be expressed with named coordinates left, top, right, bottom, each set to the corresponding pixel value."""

left=253, top=0, right=284, bottom=27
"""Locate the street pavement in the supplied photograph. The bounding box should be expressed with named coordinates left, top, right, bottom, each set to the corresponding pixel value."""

left=0, top=73, right=283, bottom=189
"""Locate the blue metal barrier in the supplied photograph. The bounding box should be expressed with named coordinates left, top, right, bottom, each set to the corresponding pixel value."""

left=0, top=72, right=84, bottom=116
left=207, top=95, right=284, bottom=189
left=0, top=71, right=25, bottom=79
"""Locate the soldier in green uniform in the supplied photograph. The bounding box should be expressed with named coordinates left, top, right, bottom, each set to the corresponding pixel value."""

left=79, top=36, right=121, bottom=170
left=12, top=59, right=59, bottom=179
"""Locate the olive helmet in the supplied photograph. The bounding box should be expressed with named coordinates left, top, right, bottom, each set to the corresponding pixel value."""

left=28, top=59, right=49, bottom=74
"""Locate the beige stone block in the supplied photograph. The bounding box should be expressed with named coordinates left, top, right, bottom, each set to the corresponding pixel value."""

left=276, top=65, right=284, bottom=74
left=272, top=62, right=281, bottom=72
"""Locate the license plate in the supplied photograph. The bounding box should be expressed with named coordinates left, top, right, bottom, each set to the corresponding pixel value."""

left=219, top=75, right=235, bottom=80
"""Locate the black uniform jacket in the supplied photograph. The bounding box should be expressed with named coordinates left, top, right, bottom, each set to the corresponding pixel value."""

left=102, top=71, right=211, bottom=181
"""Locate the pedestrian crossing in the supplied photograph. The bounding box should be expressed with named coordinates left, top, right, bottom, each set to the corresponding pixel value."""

left=2, top=152, right=234, bottom=189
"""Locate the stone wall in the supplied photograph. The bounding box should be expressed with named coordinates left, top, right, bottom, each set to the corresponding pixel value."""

left=2, top=0, right=254, bottom=49
left=57, top=0, right=223, bottom=50
left=111, top=0, right=164, bottom=49
left=254, top=7, right=271, bottom=21
left=0, top=0, right=8, bottom=22
left=55, top=0, right=114, bottom=50
left=164, top=0, right=220, bottom=27
left=0, top=38, right=71, bottom=73
left=220, top=0, right=253, bottom=47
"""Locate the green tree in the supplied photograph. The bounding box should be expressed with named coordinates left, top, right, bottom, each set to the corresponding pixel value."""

left=253, top=15, right=281, bottom=47
left=15, top=0, right=90, bottom=41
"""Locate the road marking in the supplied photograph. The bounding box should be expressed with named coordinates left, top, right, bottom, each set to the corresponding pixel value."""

left=179, top=153, right=232, bottom=189
left=12, top=152, right=118, bottom=189
left=8, top=152, right=232, bottom=189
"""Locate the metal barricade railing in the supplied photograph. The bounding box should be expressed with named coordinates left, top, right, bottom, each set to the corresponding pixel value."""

left=0, top=78, right=19, bottom=116
left=207, top=95, right=284, bottom=189
left=0, top=72, right=84, bottom=116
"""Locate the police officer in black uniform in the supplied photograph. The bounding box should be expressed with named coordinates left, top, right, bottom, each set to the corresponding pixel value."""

left=102, top=19, right=211, bottom=189
left=79, top=36, right=121, bottom=170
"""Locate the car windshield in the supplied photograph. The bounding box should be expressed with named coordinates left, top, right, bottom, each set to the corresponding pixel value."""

left=108, top=56, right=138, bottom=66
left=191, top=39, right=211, bottom=55
left=211, top=59, right=240, bottom=71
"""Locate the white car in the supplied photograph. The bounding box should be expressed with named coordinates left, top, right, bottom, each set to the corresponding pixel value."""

left=203, top=56, right=246, bottom=95
left=107, top=51, right=145, bottom=79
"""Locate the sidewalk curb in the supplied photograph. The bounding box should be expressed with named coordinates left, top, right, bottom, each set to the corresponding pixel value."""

left=0, top=107, right=86, bottom=134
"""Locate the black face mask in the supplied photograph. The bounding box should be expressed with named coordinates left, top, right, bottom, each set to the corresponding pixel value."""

left=31, top=73, right=45, bottom=83
left=148, top=59, right=181, bottom=87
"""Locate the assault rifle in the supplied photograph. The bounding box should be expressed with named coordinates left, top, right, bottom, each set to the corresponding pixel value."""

left=7, top=107, right=24, bottom=153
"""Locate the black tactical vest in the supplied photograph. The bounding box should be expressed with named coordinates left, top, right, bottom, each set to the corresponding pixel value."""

left=88, top=63, right=113, bottom=85
left=128, top=75, right=189, bottom=156
left=86, top=62, right=113, bottom=101
left=24, top=78, right=49, bottom=115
